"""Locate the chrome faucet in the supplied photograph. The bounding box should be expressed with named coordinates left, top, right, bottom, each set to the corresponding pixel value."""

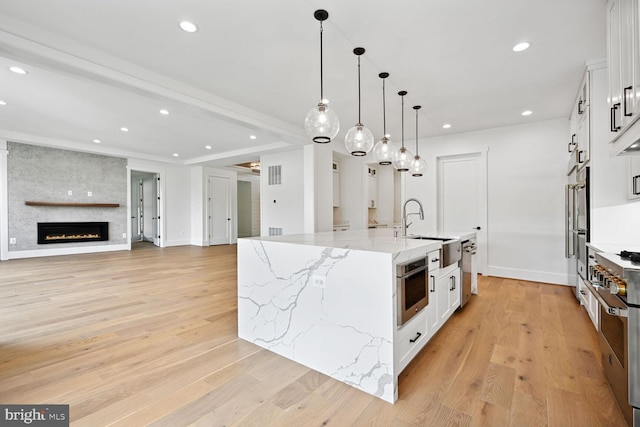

left=401, top=198, right=424, bottom=237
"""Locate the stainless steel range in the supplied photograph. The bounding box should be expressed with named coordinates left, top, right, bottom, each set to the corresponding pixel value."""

left=587, top=252, right=640, bottom=426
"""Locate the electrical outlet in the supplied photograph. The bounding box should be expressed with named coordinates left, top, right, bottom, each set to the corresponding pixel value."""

left=122, top=233, right=127, bottom=239
left=9, top=238, right=16, bottom=244
left=312, top=275, right=326, bottom=289
left=67, top=190, right=72, bottom=196
left=87, top=191, right=92, bottom=197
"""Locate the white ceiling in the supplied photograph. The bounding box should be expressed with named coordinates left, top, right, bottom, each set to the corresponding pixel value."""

left=0, top=0, right=607, bottom=167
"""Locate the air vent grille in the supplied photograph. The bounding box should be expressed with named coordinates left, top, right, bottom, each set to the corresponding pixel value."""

left=268, top=227, right=283, bottom=236
left=268, top=165, right=282, bottom=185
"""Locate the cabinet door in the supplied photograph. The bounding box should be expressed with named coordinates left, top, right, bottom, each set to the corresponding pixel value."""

left=608, top=0, right=624, bottom=137
left=577, top=107, right=590, bottom=168
left=620, top=0, right=637, bottom=125
left=629, top=156, right=640, bottom=199
left=333, top=170, right=340, bottom=207
left=449, top=268, right=461, bottom=311
left=437, top=274, right=451, bottom=324
left=368, top=176, right=377, bottom=208
left=426, top=269, right=439, bottom=337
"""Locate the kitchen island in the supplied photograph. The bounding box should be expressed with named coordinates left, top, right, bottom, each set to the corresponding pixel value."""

left=237, top=228, right=474, bottom=403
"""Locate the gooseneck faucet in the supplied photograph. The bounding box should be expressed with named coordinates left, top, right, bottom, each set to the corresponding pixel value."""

left=401, top=198, right=424, bottom=237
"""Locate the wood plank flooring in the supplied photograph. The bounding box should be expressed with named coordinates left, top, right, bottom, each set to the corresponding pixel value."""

left=0, top=243, right=628, bottom=426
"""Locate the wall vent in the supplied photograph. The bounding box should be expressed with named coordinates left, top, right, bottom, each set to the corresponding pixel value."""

left=268, top=227, right=283, bottom=236
left=268, top=165, right=282, bottom=185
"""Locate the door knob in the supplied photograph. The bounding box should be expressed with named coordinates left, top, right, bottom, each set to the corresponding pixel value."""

left=473, top=226, right=481, bottom=230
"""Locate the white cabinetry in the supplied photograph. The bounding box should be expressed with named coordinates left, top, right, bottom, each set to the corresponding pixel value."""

left=426, top=250, right=441, bottom=338
left=367, top=167, right=377, bottom=209
left=569, top=72, right=591, bottom=170
left=607, top=0, right=640, bottom=139
left=629, top=156, right=640, bottom=199
left=333, top=161, right=340, bottom=207
left=394, top=305, right=429, bottom=373
left=432, top=263, right=460, bottom=333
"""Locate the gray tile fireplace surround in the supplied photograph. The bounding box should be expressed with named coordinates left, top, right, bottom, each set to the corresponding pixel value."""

left=7, top=142, right=127, bottom=252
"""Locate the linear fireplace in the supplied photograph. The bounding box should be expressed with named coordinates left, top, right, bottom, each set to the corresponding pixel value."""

left=37, top=222, right=109, bottom=244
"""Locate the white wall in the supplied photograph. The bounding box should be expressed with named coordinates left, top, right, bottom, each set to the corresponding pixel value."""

left=405, top=118, right=571, bottom=285
left=336, top=153, right=367, bottom=230
left=261, top=149, right=305, bottom=235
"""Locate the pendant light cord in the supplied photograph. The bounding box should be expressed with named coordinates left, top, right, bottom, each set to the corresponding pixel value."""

left=415, top=108, right=419, bottom=156
left=382, top=78, right=387, bottom=135
left=319, top=21, right=324, bottom=102
left=401, top=94, right=405, bottom=148
left=357, top=55, right=362, bottom=123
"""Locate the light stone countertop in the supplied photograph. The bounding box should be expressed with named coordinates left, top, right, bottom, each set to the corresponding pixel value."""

left=242, top=228, right=476, bottom=255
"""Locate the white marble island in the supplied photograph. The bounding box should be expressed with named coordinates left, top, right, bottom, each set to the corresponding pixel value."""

left=237, top=229, right=445, bottom=403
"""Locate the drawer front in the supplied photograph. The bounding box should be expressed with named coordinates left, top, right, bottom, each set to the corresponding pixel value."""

left=395, top=308, right=428, bottom=373
left=428, top=249, right=441, bottom=272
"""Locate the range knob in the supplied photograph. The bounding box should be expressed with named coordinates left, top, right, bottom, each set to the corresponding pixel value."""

left=609, top=278, right=627, bottom=296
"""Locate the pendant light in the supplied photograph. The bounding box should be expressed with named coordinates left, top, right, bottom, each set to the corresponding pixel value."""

left=392, top=91, right=412, bottom=171
left=344, top=47, right=374, bottom=156
left=410, top=105, right=427, bottom=177
left=304, top=10, right=340, bottom=143
left=373, top=72, right=396, bottom=165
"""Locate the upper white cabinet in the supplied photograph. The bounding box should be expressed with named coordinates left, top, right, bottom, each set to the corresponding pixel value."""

left=333, top=161, right=340, bottom=207
left=568, top=71, right=592, bottom=171
left=367, top=167, right=377, bottom=209
left=607, top=0, right=640, bottom=153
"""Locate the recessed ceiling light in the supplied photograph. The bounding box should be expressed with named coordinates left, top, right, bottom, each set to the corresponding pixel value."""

left=0, top=100, right=7, bottom=106
left=521, top=110, right=533, bottom=116
left=205, top=145, right=212, bottom=150
left=173, top=153, right=179, bottom=157
left=512, top=42, right=531, bottom=52
left=249, top=135, right=257, bottom=140
left=179, top=21, right=198, bottom=33
left=159, top=109, right=169, bottom=115
left=442, top=123, right=452, bottom=129
left=9, top=66, right=27, bottom=75
left=93, top=139, right=101, bottom=144
left=120, top=127, right=129, bottom=132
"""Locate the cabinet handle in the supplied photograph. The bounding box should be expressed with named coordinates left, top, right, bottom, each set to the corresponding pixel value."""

left=580, top=290, right=587, bottom=295
left=624, top=86, right=633, bottom=117
left=633, top=175, right=640, bottom=195
left=578, top=99, right=584, bottom=115
left=430, top=275, right=436, bottom=292
left=452, top=276, right=456, bottom=290
left=611, top=103, right=621, bottom=132
left=578, top=150, right=585, bottom=164
left=409, top=332, right=422, bottom=343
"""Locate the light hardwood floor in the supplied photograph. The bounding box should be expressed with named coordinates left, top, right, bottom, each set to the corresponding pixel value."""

left=0, top=243, right=628, bottom=426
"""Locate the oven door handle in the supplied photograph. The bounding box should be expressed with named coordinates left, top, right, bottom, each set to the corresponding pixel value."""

left=397, top=265, right=427, bottom=280
left=584, top=279, right=628, bottom=318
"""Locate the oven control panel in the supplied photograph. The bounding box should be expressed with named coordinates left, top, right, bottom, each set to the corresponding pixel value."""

left=590, top=264, right=628, bottom=297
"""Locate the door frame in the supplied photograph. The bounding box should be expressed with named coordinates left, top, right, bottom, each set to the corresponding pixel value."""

left=207, top=174, right=232, bottom=246
left=128, top=167, right=165, bottom=249
left=436, top=149, right=488, bottom=275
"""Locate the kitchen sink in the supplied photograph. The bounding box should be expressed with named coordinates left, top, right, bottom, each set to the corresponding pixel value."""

left=408, top=235, right=461, bottom=267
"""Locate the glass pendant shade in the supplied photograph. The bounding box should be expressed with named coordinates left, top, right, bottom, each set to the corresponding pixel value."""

left=373, top=136, right=396, bottom=165
left=345, top=124, right=374, bottom=156
left=305, top=102, right=340, bottom=143
left=305, top=10, right=340, bottom=143
left=393, top=146, right=413, bottom=171
left=345, top=47, right=373, bottom=156
left=394, top=90, right=411, bottom=172
left=410, top=155, right=427, bottom=177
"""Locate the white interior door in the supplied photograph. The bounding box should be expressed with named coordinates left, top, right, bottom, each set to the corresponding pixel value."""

left=208, top=175, right=231, bottom=245
left=438, top=152, right=487, bottom=274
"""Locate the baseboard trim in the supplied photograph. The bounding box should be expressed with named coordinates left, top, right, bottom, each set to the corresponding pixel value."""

left=7, top=244, right=129, bottom=259
left=486, top=266, right=572, bottom=286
